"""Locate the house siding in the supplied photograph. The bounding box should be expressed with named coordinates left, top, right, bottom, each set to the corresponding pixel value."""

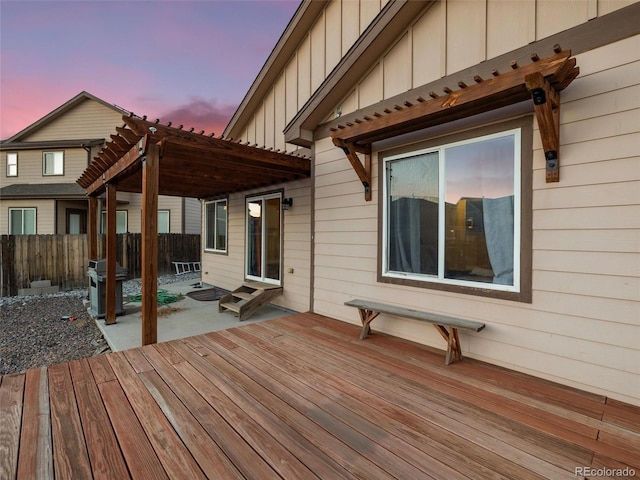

left=1, top=199, right=55, bottom=234
left=201, top=178, right=312, bottom=314
left=312, top=34, right=640, bottom=406
left=204, top=0, right=639, bottom=405
left=332, top=0, right=636, bottom=119
left=1, top=95, right=200, bottom=235
left=237, top=0, right=390, bottom=150
left=22, top=100, right=123, bottom=141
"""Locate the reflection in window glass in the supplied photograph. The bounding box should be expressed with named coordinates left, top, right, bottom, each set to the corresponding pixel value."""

left=385, top=130, right=519, bottom=290
left=387, top=152, right=439, bottom=275
left=445, top=135, right=515, bottom=285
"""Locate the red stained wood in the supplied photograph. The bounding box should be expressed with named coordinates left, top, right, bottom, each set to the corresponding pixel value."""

left=47, top=364, right=93, bottom=479
left=2, top=313, right=638, bottom=479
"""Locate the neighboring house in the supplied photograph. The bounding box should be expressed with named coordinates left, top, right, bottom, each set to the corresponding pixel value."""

left=0, top=91, right=200, bottom=235
left=199, top=0, right=637, bottom=406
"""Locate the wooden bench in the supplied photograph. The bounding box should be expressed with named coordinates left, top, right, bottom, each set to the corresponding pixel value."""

left=344, top=299, right=485, bottom=365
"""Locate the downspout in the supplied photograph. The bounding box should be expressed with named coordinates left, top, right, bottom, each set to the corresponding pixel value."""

left=82, top=143, right=97, bottom=236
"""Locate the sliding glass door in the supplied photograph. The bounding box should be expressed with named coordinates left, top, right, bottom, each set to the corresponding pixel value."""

left=246, top=193, right=282, bottom=284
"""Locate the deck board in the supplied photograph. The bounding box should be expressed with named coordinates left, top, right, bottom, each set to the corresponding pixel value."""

left=2, top=312, right=639, bottom=479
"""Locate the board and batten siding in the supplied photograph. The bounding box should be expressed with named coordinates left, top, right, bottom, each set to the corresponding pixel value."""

left=312, top=34, right=640, bottom=406
left=237, top=0, right=389, bottom=151
left=234, top=0, right=634, bottom=152
left=331, top=0, right=637, bottom=121
left=201, top=178, right=312, bottom=314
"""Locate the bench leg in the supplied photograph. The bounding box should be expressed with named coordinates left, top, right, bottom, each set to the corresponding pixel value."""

left=434, top=325, right=462, bottom=365
left=357, top=308, right=380, bottom=340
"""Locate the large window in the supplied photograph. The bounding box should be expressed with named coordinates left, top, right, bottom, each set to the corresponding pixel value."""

left=100, top=211, right=128, bottom=234
left=205, top=199, right=227, bottom=252
left=383, top=128, right=521, bottom=293
left=43, top=151, right=64, bottom=175
left=6, top=153, right=17, bottom=177
left=9, top=208, right=36, bottom=234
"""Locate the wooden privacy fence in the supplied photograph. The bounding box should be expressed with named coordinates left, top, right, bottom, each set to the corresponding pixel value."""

left=0, top=234, right=201, bottom=297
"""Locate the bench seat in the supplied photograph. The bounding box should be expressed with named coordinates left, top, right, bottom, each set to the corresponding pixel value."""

left=344, top=299, right=485, bottom=365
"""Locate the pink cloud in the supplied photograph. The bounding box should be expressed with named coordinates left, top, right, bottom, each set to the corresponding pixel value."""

left=157, top=98, right=238, bottom=136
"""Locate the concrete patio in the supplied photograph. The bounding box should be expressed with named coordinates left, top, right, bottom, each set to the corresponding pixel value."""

left=93, top=278, right=295, bottom=352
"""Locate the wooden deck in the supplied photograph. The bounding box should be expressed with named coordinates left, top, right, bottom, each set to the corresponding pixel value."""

left=1, top=312, right=639, bottom=479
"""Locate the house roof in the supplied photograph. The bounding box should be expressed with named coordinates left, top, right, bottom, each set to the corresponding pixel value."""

left=0, top=182, right=86, bottom=199
left=2, top=91, right=129, bottom=143
left=77, top=115, right=311, bottom=199
left=223, top=0, right=326, bottom=140
left=284, top=0, right=640, bottom=147
left=0, top=139, right=105, bottom=151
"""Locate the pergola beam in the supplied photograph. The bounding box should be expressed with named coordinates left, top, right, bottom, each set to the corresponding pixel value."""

left=85, top=136, right=149, bottom=196
left=330, top=48, right=579, bottom=196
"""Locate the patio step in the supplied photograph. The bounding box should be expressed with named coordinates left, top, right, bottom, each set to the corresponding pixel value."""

left=218, top=281, right=282, bottom=321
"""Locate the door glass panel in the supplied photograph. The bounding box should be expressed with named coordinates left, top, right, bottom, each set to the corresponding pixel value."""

left=247, top=200, right=262, bottom=277
left=264, top=197, right=281, bottom=281
left=246, top=195, right=281, bottom=283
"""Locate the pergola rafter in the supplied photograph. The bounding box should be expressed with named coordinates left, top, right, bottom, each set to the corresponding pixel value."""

left=76, top=115, right=311, bottom=345
left=331, top=46, right=579, bottom=198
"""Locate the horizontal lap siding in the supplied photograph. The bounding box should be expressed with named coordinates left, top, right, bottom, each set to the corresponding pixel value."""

left=312, top=35, right=640, bottom=405
left=23, top=101, right=122, bottom=142
left=201, top=179, right=312, bottom=313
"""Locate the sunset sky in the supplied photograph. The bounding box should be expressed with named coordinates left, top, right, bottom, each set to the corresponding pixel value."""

left=0, top=0, right=300, bottom=140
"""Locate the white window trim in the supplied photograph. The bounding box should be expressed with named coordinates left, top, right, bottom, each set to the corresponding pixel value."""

left=6, top=152, right=18, bottom=177
left=43, top=151, right=64, bottom=176
left=204, top=199, right=227, bottom=253
left=382, top=128, right=521, bottom=293
left=9, top=207, right=36, bottom=235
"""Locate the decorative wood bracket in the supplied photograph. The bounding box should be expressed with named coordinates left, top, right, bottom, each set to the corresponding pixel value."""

left=329, top=48, right=579, bottom=189
left=335, top=139, right=372, bottom=201
left=526, top=72, right=561, bottom=182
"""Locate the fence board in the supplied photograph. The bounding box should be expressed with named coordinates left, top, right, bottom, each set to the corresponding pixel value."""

left=0, top=234, right=200, bottom=297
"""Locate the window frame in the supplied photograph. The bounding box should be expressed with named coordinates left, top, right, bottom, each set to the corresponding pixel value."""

left=204, top=198, right=228, bottom=254
left=158, top=210, right=170, bottom=234
left=100, top=210, right=128, bottom=234
left=9, top=207, right=36, bottom=235
left=43, top=151, right=64, bottom=176
left=377, top=116, right=533, bottom=303
left=6, top=152, right=18, bottom=177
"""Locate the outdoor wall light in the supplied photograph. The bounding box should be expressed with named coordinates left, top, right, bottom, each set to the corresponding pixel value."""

left=282, top=197, right=293, bottom=210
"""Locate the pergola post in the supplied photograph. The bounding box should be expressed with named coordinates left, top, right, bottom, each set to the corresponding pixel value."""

left=141, top=142, right=159, bottom=345
left=105, top=183, right=117, bottom=325
left=88, top=196, right=98, bottom=260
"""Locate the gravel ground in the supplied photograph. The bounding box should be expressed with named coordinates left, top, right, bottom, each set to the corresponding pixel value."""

left=0, top=272, right=200, bottom=376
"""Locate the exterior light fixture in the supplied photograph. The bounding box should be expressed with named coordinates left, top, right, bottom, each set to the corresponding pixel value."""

left=282, top=197, right=293, bottom=210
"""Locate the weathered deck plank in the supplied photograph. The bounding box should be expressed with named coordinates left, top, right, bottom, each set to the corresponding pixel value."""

left=2, top=312, right=639, bottom=479
left=0, top=373, right=25, bottom=480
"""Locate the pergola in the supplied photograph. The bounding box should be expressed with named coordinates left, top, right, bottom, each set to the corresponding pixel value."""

left=330, top=47, right=579, bottom=200
left=77, top=115, right=310, bottom=345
